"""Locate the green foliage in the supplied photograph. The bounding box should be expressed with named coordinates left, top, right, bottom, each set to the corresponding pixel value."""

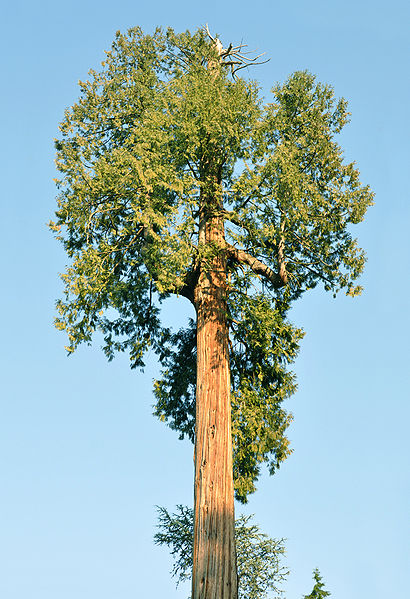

left=303, top=569, right=331, bottom=598
left=229, top=293, right=303, bottom=501
left=154, top=505, right=288, bottom=599
left=230, top=70, right=372, bottom=300
left=51, top=26, right=373, bottom=500
left=153, top=320, right=197, bottom=440
left=153, top=298, right=303, bottom=502
left=155, top=505, right=193, bottom=585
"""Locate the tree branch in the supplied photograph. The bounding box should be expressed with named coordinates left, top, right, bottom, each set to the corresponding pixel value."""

left=225, top=244, right=286, bottom=289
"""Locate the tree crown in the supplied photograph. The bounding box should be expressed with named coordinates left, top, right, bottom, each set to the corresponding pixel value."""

left=51, top=26, right=373, bottom=501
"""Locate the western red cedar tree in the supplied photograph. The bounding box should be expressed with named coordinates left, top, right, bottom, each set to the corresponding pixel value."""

left=50, top=26, right=373, bottom=599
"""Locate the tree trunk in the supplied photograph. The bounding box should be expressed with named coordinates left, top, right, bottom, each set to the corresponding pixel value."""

left=192, top=205, right=238, bottom=599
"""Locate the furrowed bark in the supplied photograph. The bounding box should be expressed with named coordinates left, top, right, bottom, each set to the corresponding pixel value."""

left=192, top=190, right=237, bottom=599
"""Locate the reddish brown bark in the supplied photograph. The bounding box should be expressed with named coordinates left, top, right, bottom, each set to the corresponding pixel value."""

left=192, top=202, right=238, bottom=599
left=191, top=36, right=238, bottom=597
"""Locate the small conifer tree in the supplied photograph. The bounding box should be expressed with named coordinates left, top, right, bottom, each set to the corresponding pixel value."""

left=303, top=569, right=331, bottom=599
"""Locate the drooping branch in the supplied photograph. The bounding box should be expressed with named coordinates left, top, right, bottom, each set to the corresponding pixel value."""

left=225, top=244, right=287, bottom=289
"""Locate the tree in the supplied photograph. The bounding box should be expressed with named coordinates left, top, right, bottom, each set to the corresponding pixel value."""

left=303, top=569, right=331, bottom=598
left=154, top=505, right=288, bottom=599
left=50, top=25, right=373, bottom=599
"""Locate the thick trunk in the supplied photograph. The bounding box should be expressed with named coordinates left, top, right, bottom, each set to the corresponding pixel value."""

left=192, top=211, right=238, bottom=599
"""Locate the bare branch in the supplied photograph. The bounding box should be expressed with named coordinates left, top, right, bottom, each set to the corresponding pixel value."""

left=204, top=23, right=216, bottom=42
left=203, top=26, right=269, bottom=78
left=235, top=52, right=267, bottom=62
left=220, top=43, right=233, bottom=58
left=230, top=44, right=248, bottom=51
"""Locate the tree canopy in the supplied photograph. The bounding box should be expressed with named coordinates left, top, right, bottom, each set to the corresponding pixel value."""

left=51, top=26, right=373, bottom=502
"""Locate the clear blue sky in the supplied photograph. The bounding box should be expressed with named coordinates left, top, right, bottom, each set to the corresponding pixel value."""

left=1, top=1, right=409, bottom=598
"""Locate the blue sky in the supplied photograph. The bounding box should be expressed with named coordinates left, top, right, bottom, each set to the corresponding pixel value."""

left=1, top=1, right=409, bottom=598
